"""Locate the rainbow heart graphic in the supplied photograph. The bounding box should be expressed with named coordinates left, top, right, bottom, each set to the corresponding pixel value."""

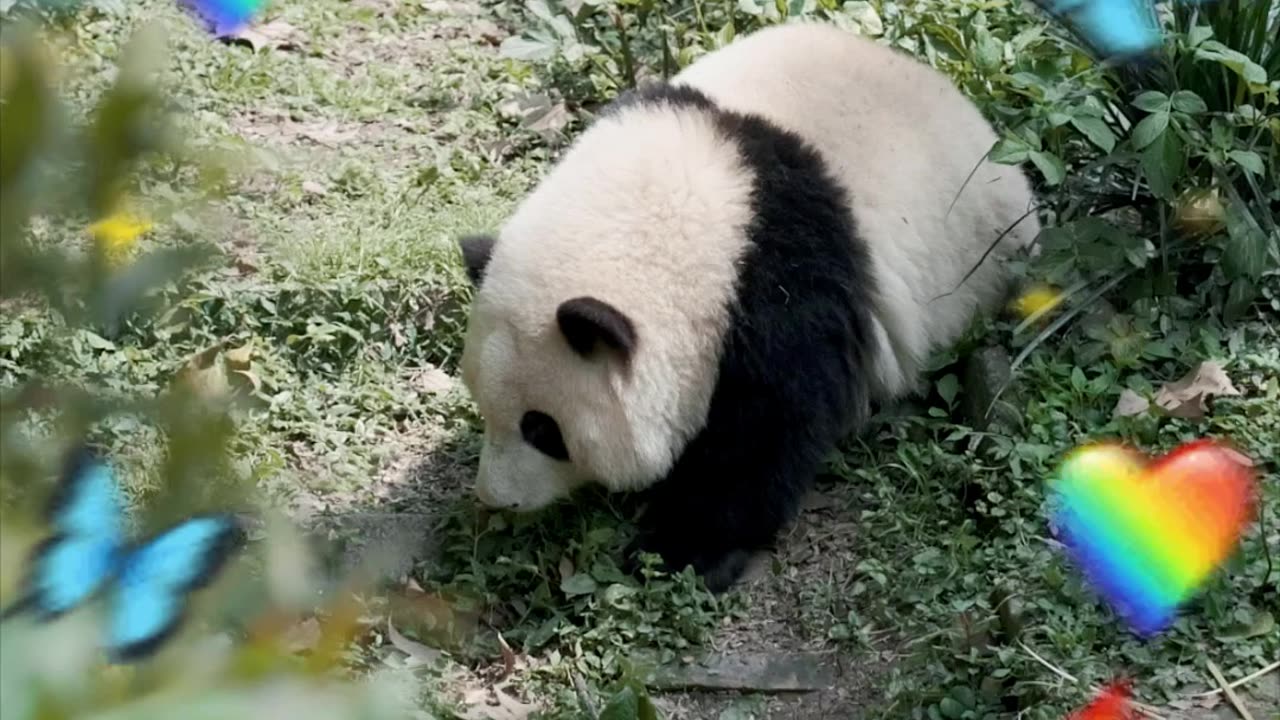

left=181, top=0, right=266, bottom=35
left=1050, top=439, right=1257, bottom=636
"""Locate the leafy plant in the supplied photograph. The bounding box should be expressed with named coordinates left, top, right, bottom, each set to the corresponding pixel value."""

left=0, top=22, right=441, bottom=720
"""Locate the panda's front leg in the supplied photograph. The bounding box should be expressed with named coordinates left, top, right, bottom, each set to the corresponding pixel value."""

left=624, top=497, right=774, bottom=594
left=622, top=419, right=829, bottom=593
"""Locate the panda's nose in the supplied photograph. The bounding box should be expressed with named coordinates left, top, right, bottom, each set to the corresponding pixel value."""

left=474, top=480, right=519, bottom=511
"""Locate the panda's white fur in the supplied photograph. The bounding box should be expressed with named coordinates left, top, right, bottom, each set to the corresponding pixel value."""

left=457, top=22, right=1039, bottom=590
left=461, top=107, right=754, bottom=509
left=675, top=24, right=1037, bottom=396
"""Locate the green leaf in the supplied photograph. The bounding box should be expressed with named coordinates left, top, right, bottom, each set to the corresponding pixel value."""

left=717, top=705, right=756, bottom=720
left=1071, top=116, right=1116, bottom=152
left=737, top=0, right=763, bottom=15
left=1187, top=25, right=1213, bottom=47
left=526, top=0, right=555, bottom=23
left=560, top=573, right=598, bottom=596
left=1228, top=150, right=1265, bottom=177
left=499, top=36, right=557, bottom=61
left=1131, top=91, right=1169, bottom=113
left=936, top=374, right=960, bottom=407
left=989, top=138, right=1031, bottom=164
left=974, top=28, right=1001, bottom=73
left=1131, top=111, right=1170, bottom=150
left=1170, top=90, right=1208, bottom=115
left=1223, top=277, right=1257, bottom=324
left=948, top=686, right=976, bottom=707
left=1141, top=129, right=1184, bottom=202
left=1046, top=111, right=1072, bottom=127
left=938, top=697, right=965, bottom=719
left=1029, top=150, right=1066, bottom=185
left=717, top=22, right=735, bottom=48
left=80, top=330, right=117, bottom=351
left=1195, top=42, right=1269, bottom=89
left=600, top=687, right=640, bottom=720
left=1070, top=367, right=1087, bottom=392
left=1221, top=200, right=1273, bottom=280
left=548, top=15, right=576, bottom=40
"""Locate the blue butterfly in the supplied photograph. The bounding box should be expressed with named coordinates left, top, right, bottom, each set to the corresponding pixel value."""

left=0, top=447, right=245, bottom=663
left=1033, top=0, right=1216, bottom=61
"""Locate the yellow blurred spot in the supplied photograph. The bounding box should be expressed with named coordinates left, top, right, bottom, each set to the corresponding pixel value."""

left=1012, top=284, right=1063, bottom=320
left=94, top=663, right=136, bottom=705
left=1173, top=188, right=1225, bottom=238
left=87, top=209, right=152, bottom=267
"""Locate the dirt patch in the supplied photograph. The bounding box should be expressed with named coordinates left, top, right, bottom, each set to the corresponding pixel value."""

left=641, top=493, right=888, bottom=716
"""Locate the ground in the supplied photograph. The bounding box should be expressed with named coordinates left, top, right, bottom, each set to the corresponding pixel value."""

left=3, top=0, right=1278, bottom=718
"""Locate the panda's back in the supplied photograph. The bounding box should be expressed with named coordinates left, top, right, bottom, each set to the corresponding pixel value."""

left=676, top=23, right=1039, bottom=393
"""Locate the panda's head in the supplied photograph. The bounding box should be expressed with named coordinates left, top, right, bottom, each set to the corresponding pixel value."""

left=455, top=100, right=752, bottom=512
left=457, top=243, right=642, bottom=511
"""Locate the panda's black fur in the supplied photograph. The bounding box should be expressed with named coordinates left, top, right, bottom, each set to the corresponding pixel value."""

left=551, top=83, right=881, bottom=591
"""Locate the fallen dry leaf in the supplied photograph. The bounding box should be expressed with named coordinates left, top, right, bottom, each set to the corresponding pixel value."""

left=389, top=322, right=407, bottom=348
left=230, top=368, right=263, bottom=394
left=410, top=364, right=456, bottom=395
left=1197, top=692, right=1223, bottom=708
left=175, top=342, right=230, bottom=400
left=471, top=19, right=506, bottom=46
left=1112, top=388, right=1150, bottom=418
left=281, top=618, right=323, bottom=653
left=298, top=122, right=359, bottom=148
left=422, top=0, right=480, bottom=14
left=219, top=19, right=303, bottom=52
left=1154, top=360, right=1241, bottom=419
left=496, top=632, right=516, bottom=678
left=387, top=619, right=442, bottom=668
left=524, top=102, right=570, bottom=139
left=557, top=556, right=575, bottom=583
left=225, top=342, right=253, bottom=370
left=498, top=92, right=571, bottom=141
left=458, top=685, right=538, bottom=720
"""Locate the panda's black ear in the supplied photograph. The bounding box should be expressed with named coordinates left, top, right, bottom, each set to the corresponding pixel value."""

left=557, top=296, right=636, bottom=361
left=458, top=234, right=496, bottom=286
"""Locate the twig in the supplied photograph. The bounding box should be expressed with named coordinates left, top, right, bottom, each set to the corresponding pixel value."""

left=984, top=268, right=1135, bottom=421
left=1207, top=659, right=1256, bottom=720
left=929, top=205, right=1041, bottom=304
left=571, top=672, right=599, bottom=720
left=1017, top=641, right=1167, bottom=719
left=943, top=147, right=989, bottom=221
left=1190, top=660, right=1280, bottom=699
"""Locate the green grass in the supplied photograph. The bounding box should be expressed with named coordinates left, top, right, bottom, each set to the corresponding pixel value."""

left=1, top=0, right=1278, bottom=718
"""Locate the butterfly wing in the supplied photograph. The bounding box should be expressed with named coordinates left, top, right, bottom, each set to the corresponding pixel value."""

left=107, top=515, right=244, bottom=661
left=16, top=450, right=124, bottom=619
left=1033, top=0, right=1162, bottom=60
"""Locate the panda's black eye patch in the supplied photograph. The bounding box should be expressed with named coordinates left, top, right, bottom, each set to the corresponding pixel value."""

left=520, top=411, right=569, bottom=461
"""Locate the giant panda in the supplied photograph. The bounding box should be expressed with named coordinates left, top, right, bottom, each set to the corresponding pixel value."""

left=455, top=22, right=1040, bottom=592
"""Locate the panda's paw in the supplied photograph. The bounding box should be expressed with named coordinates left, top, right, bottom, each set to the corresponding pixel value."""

left=623, top=535, right=755, bottom=594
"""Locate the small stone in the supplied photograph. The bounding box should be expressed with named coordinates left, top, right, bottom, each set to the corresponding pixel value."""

left=960, top=346, right=1018, bottom=431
